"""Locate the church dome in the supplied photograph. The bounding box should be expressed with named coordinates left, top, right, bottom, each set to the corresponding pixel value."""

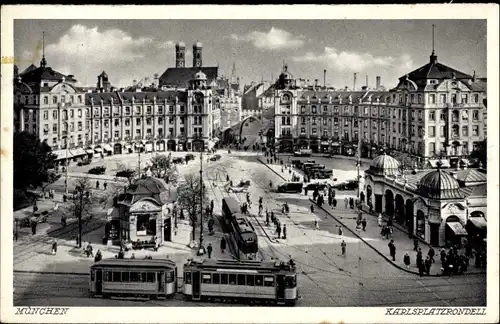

left=194, top=70, right=207, bottom=80
left=193, top=41, right=203, bottom=48
left=368, top=153, right=400, bottom=176
left=418, top=168, right=463, bottom=199
left=176, top=41, right=186, bottom=48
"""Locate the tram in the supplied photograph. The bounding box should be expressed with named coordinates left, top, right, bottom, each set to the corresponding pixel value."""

left=222, top=197, right=258, bottom=255
left=89, top=258, right=177, bottom=299
left=183, top=258, right=298, bottom=305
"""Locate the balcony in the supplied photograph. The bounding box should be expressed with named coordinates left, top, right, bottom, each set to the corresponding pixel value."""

left=145, top=135, right=154, bottom=140
left=135, top=136, right=142, bottom=140
left=124, top=136, right=131, bottom=141
left=156, top=134, right=165, bottom=140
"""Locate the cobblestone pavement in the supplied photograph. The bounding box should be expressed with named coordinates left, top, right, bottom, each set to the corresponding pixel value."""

left=13, top=152, right=486, bottom=307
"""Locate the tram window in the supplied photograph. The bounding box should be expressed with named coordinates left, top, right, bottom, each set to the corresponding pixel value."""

left=104, top=271, right=110, bottom=282
left=285, top=275, right=297, bottom=288
left=247, top=275, right=255, bottom=286
left=237, top=274, right=246, bottom=285
left=130, top=272, right=139, bottom=282
left=202, top=273, right=212, bottom=284
left=112, top=271, right=121, bottom=282
left=122, top=272, right=129, bottom=282
left=167, top=271, right=174, bottom=283
left=264, top=276, right=275, bottom=287
left=229, top=274, right=237, bottom=285
left=221, top=273, right=228, bottom=285
left=185, top=272, right=192, bottom=284
left=255, top=275, right=263, bottom=286
left=139, top=273, right=146, bottom=282
left=146, top=272, right=155, bottom=283
left=212, top=273, right=220, bottom=284
left=90, top=270, right=95, bottom=281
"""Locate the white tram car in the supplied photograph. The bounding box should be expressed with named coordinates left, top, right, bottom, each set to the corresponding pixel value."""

left=183, top=258, right=298, bottom=305
left=89, top=259, right=177, bottom=299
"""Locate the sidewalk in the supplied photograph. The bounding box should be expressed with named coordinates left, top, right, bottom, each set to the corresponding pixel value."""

left=260, top=157, right=485, bottom=277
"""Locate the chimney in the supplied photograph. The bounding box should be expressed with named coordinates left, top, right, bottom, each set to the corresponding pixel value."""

left=376, top=76, right=381, bottom=89
left=353, top=73, right=357, bottom=91
left=366, top=74, right=368, bottom=89
left=314, top=79, right=319, bottom=87
left=324, top=69, right=326, bottom=88
left=472, top=71, right=476, bottom=82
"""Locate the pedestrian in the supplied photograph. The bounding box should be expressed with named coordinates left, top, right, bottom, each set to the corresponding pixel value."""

left=276, top=223, right=281, bottom=239
left=304, top=187, right=308, bottom=196
left=118, top=248, right=125, bottom=259
left=332, top=198, right=337, bottom=208
left=51, top=241, right=58, bottom=255
left=413, top=237, right=419, bottom=251
left=130, top=253, right=136, bottom=259
left=87, top=242, right=94, bottom=257
left=103, top=182, right=108, bottom=190
left=210, top=200, right=214, bottom=216
left=418, top=261, right=425, bottom=277
left=378, top=213, right=383, bottom=227
left=403, top=252, right=411, bottom=269
left=96, top=180, right=100, bottom=189
left=207, top=243, right=213, bottom=259
left=344, top=197, right=348, bottom=209
left=282, top=224, right=287, bottom=239
left=440, top=249, right=446, bottom=264
left=341, top=240, right=346, bottom=256
left=361, top=218, right=367, bottom=231
left=314, top=219, right=319, bottom=230
left=310, top=204, right=314, bottom=213
left=369, top=202, right=373, bottom=214
left=387, top=216, right=393, bottom=227
left=424, top=256, right=432, bottom=275
left=220, top=237, right=226, bottom=253
left=388, top=239, right=396, bottom=261
left=417, top=248, right=423, bottom=267
left=428, top=247, right=435, bottom=263
left=338, top=226, right=343, bottom=237
left=154, top=237, right=159, bottom=252
left=94, top=250, right=102, bottom=262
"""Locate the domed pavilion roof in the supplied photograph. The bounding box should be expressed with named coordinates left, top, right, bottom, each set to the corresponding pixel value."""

left=418, top=165, right=464, bottom=199
left=368, top=153, right=400, bottom=176
left=194, top=70, right=207, bottom=80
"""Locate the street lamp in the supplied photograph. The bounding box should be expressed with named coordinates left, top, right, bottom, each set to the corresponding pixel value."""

left=61, top=135, right=70, bottom=196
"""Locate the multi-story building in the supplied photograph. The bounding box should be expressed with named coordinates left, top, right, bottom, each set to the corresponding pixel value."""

left=13, top=55, right=90, bottom=160
left=86, top=70, right=214, bottom=154
left=273, top=50, right=487, bottom=167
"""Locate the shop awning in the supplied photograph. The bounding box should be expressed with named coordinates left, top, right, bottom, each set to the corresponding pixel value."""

left=135, top=143, right=144, bottom=148
left=446, top=222, right=468, bottom=236
left=53, top=150, right=70, bottom=160
left=468, top=217, right=487, bottom=231
left=320, top=141, right=329, bottom=146
left=94, top=148, right=103, bottom=153
left=86, top=149, right=94, bottom=154
left=71, top=148, right=86, bottom=157
left=331, top=142, right=340, bottom=147
left=102, top=144, right=113, bottom=152
left=124, top=144, right=132, bottom=149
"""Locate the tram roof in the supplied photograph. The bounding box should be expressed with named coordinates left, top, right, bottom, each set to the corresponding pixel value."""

left=222, top=196, right=240, bottom=210
left=185, top=258, right=295, bottom=272
left=91, top=258, right=176, bottom=269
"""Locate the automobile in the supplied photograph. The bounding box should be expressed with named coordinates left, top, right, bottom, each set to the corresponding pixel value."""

left=294, top=149, right=312, bottom=157
left=209, top=154, right=222, bottom=161
left=305, top=182, right=328, bottom=191
left=277, top=182, right=303, bottom=193
left=334, top=180, right=359, bottom=191
left=227, top=186, right=248, bottom=193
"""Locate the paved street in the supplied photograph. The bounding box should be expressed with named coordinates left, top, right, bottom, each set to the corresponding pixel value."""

left=14, top=151, right=486, bottom=307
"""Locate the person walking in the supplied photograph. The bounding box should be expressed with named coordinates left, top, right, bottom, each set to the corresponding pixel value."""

left=341, top=240, right=346, bottom=256
left=338, top=226, right=343, bottom=237
left=310, top=204, right=314, bottom=213
left=314, top=219, right=319, bottom=230
left=51, top=241, right=58, bottom=255
left=361, top=218, right=367, bottom=231
left=388, top=240, right=396, bottom=261
left=332, top=198, right=337, bottom=208
left=94, top=250, right=102, bottom=262
left=440, top=248, right=447, bottom=264
left=103, top=182, right=108, bottom=190
left=424, top=255, right=432, bottom=275
left=282, top=224, right=287, bottom=240
left=416, top=248, right=423, bottom=268
left=403, top=252, right=411, bottom=269
left=96, top=180, right=100, bottom=189
left=276, top=224, right=282, bottom=239
left=207, top=243, right=213, bottom=259
left=413, top=237, right=419, bottom=251
left=428, top=247, right=435, bottom=263
left=220, top=237, right=226, bottom=253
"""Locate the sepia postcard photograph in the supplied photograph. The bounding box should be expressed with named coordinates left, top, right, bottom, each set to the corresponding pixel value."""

left=1, top=4, right=499, bottom=324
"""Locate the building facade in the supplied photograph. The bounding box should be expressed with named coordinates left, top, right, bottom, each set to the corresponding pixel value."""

left=273, top=52, right=487, bottom=167
left=362, top=154, right=487, bottom=247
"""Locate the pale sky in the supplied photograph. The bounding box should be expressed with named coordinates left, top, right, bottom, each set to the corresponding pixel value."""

left=14, top=19, right=487, bottom=89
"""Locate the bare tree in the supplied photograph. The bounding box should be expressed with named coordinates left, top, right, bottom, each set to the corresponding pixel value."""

left=115, top=162, right=136, bottom=185
left=176, top=174, right=208, bottom=243
left=149, top=153, right=179, bottom=185
left=70, top=177, right=94, bottom=248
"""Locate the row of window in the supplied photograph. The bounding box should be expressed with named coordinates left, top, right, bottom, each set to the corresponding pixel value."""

left=184, top=272, right=296, bottom=288
left=17, top=94, right=84, bottom=105
left=94, top=270, right=175, bottom=283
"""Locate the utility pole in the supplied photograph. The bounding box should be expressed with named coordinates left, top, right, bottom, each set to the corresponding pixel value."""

left=199, top=140, right=204, bottom=249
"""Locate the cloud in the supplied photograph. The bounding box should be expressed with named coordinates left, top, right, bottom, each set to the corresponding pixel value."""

left=293, top=47, right=414, bottom=74
left=20, top=24, right=179, bottom=87
left=230, top=27, right=306, bottom=50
